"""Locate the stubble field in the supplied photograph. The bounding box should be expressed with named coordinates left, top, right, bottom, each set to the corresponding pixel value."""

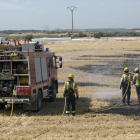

left=1, top=40, right=140, bottom=140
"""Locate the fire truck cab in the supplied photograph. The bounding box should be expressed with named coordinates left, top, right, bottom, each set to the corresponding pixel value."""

left=0, top=42, right=62, bottom=111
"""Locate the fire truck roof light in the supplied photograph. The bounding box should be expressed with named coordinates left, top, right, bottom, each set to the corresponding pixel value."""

left=46, top=48, right=49, bottom=52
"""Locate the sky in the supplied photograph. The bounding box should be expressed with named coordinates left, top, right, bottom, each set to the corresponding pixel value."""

left=0, top=0, right=140, bottom=30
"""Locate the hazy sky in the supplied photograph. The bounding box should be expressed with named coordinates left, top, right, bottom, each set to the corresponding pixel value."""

left=0, top=0, right=140, bottom=30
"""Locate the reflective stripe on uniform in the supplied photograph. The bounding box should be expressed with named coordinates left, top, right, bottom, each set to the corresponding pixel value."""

left=73, top=82, right=75, bottom=90
left=135, top=74, right=140, bottom=86
left=67, top=82, right=69, bottom=90
left=121, top=74, right=125, bottom=81
left=66, top=82, right=75, bottom=90
left=123, top=74, right=128, bottom=82
left=66, top=111, right=70, bottom=114
left=66, top=82, right=76, bottom=95
left=64, top=82, right=67, bottom=89
left=72, top=111, right=76, bottom=113
left=123, top=74, right=125, bottom=82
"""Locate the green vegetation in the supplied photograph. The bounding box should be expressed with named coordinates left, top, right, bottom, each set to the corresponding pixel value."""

left=1, top=31, right=140, bottom=41
left=72, top=31, right=140, bottom=38
left=93, top=32, right=140, bottom=38
left=0, top=34, right=70, bottom=41
left=73, top=32, right=88, bottom=38
left=94, top=33, right=101, bottom=38
left=24, top=35, right=33, bottom=41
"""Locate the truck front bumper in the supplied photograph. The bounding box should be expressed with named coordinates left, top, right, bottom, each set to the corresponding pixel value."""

left=0, top=97, right=30, bottom=104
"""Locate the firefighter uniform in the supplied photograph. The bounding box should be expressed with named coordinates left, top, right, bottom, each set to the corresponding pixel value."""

left=133, top=68, right=140, bottom=103
left=63, top=74, right=79, bottom=116
left=120, top=67, right=132, bottom=105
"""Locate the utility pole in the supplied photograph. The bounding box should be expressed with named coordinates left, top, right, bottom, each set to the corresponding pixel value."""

left=55, top=28, right=59, bottom=37
left=44, top=25, right=49, bottom=32
left=67, top=6, right=77, bottom=38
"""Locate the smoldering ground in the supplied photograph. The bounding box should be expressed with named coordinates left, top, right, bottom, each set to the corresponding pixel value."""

left=1, top=41, right=140, bottom=140
left=90, top=90, right=121, bottom=102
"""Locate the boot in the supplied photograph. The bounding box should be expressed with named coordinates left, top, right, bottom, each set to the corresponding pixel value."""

left=72, top=113, right=75, bottom=116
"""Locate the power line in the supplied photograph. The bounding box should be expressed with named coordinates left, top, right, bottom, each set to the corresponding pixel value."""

left=44, top=25, right=49, bottom=32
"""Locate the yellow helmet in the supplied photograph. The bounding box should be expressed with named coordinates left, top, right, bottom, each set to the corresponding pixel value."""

left=134, top=68, right=139, bottom=72
left=68, top=74, right=74, bottom=78
left=124, top=67, right=129, bottom=72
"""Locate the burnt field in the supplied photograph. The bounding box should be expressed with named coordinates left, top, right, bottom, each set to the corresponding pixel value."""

left=0, top=41, right=140, bottom=140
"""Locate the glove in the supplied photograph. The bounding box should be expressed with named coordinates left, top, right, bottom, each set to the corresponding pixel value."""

left=76, top=96, right=79, bottom=100
left=120, top=85, right=121, bottom=89
left=63, top=94, right=66, bottom=98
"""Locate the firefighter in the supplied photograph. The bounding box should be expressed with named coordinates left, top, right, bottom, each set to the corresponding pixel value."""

left=133, top=68, right=140, bottom=103
left=120, top=67, right=132, bottom=105
left=63, top=74, right=79, bottom=116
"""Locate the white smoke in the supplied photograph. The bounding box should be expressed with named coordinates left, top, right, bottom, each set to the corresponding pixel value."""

left=91, top=90, right=121, bottom=99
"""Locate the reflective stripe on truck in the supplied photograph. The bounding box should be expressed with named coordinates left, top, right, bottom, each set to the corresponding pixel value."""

left=0, top=98, right=30, bottom=103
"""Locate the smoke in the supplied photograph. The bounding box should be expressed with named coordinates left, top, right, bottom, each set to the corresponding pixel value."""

left=91, top=90, right=121, bottom=100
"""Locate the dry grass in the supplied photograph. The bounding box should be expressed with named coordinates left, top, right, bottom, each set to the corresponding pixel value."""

left=1, top=40, right=140, bottom=140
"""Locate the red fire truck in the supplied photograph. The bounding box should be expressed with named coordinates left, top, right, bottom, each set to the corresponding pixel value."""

left=0, top=42, right=62, bottom=111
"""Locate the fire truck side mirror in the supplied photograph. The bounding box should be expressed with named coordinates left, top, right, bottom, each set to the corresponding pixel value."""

left=59, top=57, right=62, bottom=61
left=59, top=57, right=62, bottom=68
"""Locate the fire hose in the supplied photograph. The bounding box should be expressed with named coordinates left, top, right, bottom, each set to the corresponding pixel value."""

left=85, top=74, right=131, bottom=114
left=22, top=74, right=130, bottom=140
left=20, top=97, right=66, bottom=140
left=0, top=99, right=13, bottom=128
left=0, top=74, right=130, bottom=139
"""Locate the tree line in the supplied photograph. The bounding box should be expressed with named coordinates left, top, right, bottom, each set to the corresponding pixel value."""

left=93, top=32, right=140, bottom=38
left=1, top=31, right=140, bottom=41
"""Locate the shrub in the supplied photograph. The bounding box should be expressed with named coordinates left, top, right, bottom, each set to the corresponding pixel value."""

left=79, top=32, right=87, bottom=37
left=94, top=33, right=100, bottom=39
left=25, top=35, right=33, bottom=41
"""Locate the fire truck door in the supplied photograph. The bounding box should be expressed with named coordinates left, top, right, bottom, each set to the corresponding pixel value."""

left=41, top=57, right=48, bottom=82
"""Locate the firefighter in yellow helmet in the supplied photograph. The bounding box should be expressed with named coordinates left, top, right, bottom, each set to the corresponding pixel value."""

left=63, top=74, right=79, bottom=116
left=120, top=67, right=132, bottom=105
left=133, top=68, right=140, bottom=103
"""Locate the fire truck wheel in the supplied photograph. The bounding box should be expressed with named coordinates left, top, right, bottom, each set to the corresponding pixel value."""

left=0, top=104, right=5, bottom=109
left=37, top=90, right=42, bottom=111
left=49, top=83, right=56, bottom=102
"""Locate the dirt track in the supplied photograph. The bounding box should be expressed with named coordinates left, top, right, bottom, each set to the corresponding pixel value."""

left=1, top=41, right=140, bottom=140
